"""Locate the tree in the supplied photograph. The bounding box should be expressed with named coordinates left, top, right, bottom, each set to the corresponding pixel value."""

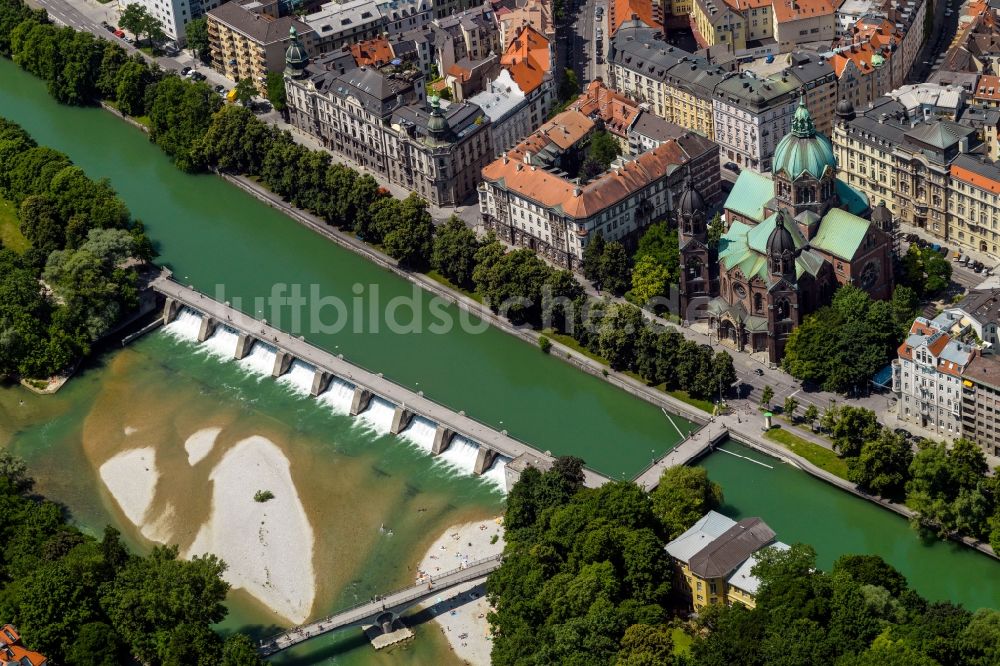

left=101, top=546, right=229, bottom=664
left=118, top=4, right=161, bottom=43
left=148, top=75, right=221, bottom=171
left=901, top=244, right=952, bottom=298
left=848, top=429, right=913, bottom=498
left=383, top=194, right=435, bottom=269
left=233, top=78, right=255, bottom=107
left=760, top=385, right=774, bottom=407
left=186, top=17, right=210, bottom=63
left=432, top=216, right=479, bottom=288
left=828, top=406, right=880, bottom=458
left=783, top=396, right=798, bottom=421
left=630, top=254, right=670, bottom=307
left=906, top=438, right=991, bottom=538
left=635, top=221, right=679, bottom=283
left=597, top=302, right=644, bottom=370
left=582, top=231, right=606, bottom=284
left=587, top=130, right=621, bottom=171
left=890, top=285, right=919, bottom=336
left=616, top=624, right=683, bottom=666
left=65, top=622, right=125, bottom=666
left=707, top=212, right=725, bottom=250
left=803, top=404, right=819, bottom=426
left=559, top=67, right=579, bottom=102
left=114, top=58, right=149, bottom=117
left=265, top=71, right=286, bottom=112
left=651, top=466, right=723, bottom=539
left=600, top=241, right=631, bottom=296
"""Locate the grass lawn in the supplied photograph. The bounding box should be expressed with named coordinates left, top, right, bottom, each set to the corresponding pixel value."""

left=0, top=197, right=29, bottom=253
left=425, top=269, right=483, bottom=304
left=542, top=328, right=606, bottom=363
left=664, top=389, right=715, bottom=414
left=765, top=425, right=850, bottom=480
left=671, top=626, right=693, bottom=656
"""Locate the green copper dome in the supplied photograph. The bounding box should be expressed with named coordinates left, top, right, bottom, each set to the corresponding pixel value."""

left=772, top=96, right=837, bottom=180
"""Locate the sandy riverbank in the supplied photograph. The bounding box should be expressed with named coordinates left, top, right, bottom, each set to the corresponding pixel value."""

left=415, top=518, right=506, bottom=666
left=97, top=431, right=316, bottom=625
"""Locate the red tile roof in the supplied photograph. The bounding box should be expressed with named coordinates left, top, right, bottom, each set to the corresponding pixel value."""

left=952, top=162, right=1000, bottom=194
left=771, top=0, right=836, bottom=22
left=974, top=74, right=1000, bottom=102
left=609, top=0, right=660, bottom=36
left=350, top=37, right=394, bottom=67
left=0, top=625, right=47, bottom=666
left=568, top=81, right=641, bottom=139
left=500, top=25, right=550, bottom=95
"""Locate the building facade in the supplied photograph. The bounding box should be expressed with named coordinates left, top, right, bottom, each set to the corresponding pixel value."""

left=712, top=71, right=798, bottom=172
left=478, top=110, right=720, bottom=269
left=961, top=354, right=1000, bottom=458
left=893, top=317, right=975, bottom=438
left=207, top=1, right=316, bottom=93
left=705, top=99, right=894, bottom=362
left=286, top=47, right=492, bottom=206
left=665, top=511, right=788, bottom=612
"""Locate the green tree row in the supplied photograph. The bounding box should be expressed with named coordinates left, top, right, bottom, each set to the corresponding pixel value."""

left=0, top=452, right=263, bottom=665
left=0, top=0, right=740, bottom=404
left=0, top=117, right=152, bottom=378
left=818, top=404, right=1000, bottom=550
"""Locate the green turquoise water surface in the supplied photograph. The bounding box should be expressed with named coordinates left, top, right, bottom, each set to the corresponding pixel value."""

left=700, top=441, right=1000, bottom=611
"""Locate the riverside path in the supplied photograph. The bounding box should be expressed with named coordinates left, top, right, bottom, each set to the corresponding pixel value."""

left=151, top=273, right=612, bottom=488
left=258, top=556, right=503, bottom=656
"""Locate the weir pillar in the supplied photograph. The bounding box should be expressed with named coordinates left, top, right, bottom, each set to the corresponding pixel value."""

left=311, top=371, right=332, bottom=397
left=390, top=405, right=415, bottom=435
left=473, top=446, right=499, bottom=475
left=432, top=426, right=455, bottom=455
left=197, top=316, right=217, bottom=342
left=162, top=298, right=180, bottom=324
left=350, top=388, right=373, bottom=416
left=234, top=333, right=255, bottom=360
left=272, top=351, right=294, bottom=378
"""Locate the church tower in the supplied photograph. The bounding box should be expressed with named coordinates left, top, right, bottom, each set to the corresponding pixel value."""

left=677, top=179, right=716, bottom=322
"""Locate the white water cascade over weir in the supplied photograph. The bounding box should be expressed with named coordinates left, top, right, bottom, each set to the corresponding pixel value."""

left=155, top=275, right=589, bottom=491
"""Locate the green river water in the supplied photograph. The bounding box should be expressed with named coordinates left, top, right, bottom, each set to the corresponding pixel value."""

left=0, top=54, right=998, bottom=665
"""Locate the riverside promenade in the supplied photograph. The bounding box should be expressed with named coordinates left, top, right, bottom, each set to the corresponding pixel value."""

left=151, top=274, right=612, bottom=488
left=259, top=556, right=502, bottom=656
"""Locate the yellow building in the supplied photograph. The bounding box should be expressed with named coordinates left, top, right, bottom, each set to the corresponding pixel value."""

left=665, top=511, right=787, bottom=611
left=662, top=63, right=727, bottom=140
left=691, top=0, right=745, bottom=51
left=207, top=0, right=315, bottom=94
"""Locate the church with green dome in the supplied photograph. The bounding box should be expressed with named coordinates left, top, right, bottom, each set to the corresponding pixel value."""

left=678, top=97, right=896, bottom=363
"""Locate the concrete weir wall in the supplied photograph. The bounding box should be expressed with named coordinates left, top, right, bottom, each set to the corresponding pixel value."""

left=153, top=276, right=612, bottom=488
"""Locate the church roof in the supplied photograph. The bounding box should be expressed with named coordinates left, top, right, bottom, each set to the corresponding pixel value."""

left=810, top=208, right=871, bottom=260
left=725, top=170, right=774, bottom=223
left=835, top=179, right=870, bottom=216
left=720, top=214, right=827, bottom=283
left=772, top=98, right=837, bottom=180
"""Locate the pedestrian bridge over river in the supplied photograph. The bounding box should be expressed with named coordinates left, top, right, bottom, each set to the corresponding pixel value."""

left=258, top=556, right=502, bottom=656
left=150, top=274, right=611, bottom=488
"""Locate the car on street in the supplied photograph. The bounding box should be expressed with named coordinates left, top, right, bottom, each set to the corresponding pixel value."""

left=191, top=72, right=207, bottom=81
left=113, top=29, right=125, bottom=38
left=181, top=66, right=192, bottom=76
left=723, top=161, right=741, bottom=173
left=893, top=428, right=912, bottom=439
left=101, top=21, right=114, bottom=31
left=214, top=84, right=225, bottom=93
left=753, top=368, right=764, bottom=376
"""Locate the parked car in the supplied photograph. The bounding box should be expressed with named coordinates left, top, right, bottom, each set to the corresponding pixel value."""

left=181, top=66, right=192, bottom=76
left=101, top=21, right=113, bottom=31
left=893, top=428, right=912, bottom=439
left=113, top=29, right=125, bottom=38
left=214, top=84, right=225, bottom=93
left=753, top=368, right=765, bottom=377
left=191, top=72, right=207, bottom=81
left=939, top=245, right=949, bottom=256
left=723, top=162, right=741, bottom=173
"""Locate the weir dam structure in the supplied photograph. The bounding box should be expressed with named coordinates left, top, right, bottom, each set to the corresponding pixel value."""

left=258, top=556, right=502, bottom=656
left=151, top=274, right=611, bottom=489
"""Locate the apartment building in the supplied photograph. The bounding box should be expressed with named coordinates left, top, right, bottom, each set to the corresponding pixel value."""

left=478, top=110, right=720, bottom=269
left=377, top=0, right=433, bottom=36
left=832, top=96, right=981, bottom=243
left=134, top=0, right=223, bottom=44
left=961, top=353, right=1000, bottom=458
left=207, top=0, right=315, bottom=93
left=712, top=70, right=798, bottom=171
left=566, top=80, right=642, bottom=151
left=785, top=51, right=838, bottom=136
left=949, top=154, right=1000, bottom=256
left=302, top=0, right=387, bottom=53
left=286, top=57, right=492, bottom=206
left=468, top=69, right=532, bottom=151
left=893, top=317, right=976, bottom=437
left=771, top=0, right=836, bottom=52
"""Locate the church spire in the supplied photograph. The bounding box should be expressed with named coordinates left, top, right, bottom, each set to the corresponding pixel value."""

left=790, top=93, right=816, bottom=139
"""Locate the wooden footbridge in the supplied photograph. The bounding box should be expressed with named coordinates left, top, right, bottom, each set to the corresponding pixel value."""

left=258, top=555, right=503, bottom=656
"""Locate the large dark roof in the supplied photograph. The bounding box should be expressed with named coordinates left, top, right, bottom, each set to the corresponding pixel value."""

left=208, top=0, right=312, bottom=44
left=688, top=517, right=776, bottom=579
left=392, top=100, right=488, bottom=144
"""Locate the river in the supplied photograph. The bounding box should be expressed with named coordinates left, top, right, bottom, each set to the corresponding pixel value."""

left=0, top=52, right=998, bottom=666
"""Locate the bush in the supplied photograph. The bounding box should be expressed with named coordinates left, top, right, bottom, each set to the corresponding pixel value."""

left=253, top=489, right=274, bottom=502
left=538, top=335, right=552, bottom=354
